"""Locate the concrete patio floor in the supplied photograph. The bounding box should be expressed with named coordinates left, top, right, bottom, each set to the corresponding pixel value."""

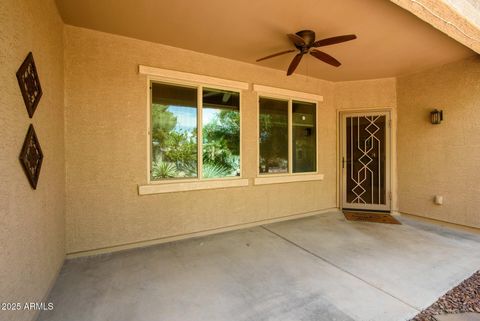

left=38, top=212, right=480, bottom=321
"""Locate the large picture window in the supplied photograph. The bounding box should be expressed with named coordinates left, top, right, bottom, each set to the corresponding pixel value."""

left=150, top=82, right=240, bottom=181
left=259, top=97, right=316, bottom=175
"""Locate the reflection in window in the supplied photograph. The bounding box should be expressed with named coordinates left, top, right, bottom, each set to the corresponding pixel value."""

left=150, top=83, right=197, bottom=180
left=259, top=98, right=288, bottom=174
left=202, top=88, right=240, bottom=178
left=292, top=101, right=316, bottom=173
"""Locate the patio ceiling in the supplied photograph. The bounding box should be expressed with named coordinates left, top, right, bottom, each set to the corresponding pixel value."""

left=55, top=0, right=476, bottom=81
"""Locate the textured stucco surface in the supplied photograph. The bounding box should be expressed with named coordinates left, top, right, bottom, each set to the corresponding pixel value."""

left=397, top=56, right=480, bottom=228
left=444, top=0, right=480, bottom=27
left=63, top=26, right=336, bottom=254
left=390, top=0, right=480, bottom=53
left=334, top=78, right=397, bottom=109
left=0, top=0, right=65, bottom=321
left=63, top=26, right=398, bottom=254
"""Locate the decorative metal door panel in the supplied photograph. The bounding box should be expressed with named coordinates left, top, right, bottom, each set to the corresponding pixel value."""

left=342, top=112, right=390, bottom=211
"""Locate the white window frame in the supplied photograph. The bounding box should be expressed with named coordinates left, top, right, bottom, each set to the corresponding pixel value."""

left=254, top=84, right=324, bottom=185
left=138, top=65, right=248, bottom=195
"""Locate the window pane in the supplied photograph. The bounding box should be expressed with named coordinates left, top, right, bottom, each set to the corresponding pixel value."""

left=259, top=97, right=288, bottom=174
left=151, top=82, right=197, bottom=180
left=292, top=101, right=316, bottom=173
left=202, top=88, right=240, bottom=178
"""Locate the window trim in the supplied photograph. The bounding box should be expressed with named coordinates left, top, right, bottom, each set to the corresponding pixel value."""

left=254, top=173, right=324, bottom=186
left=254, top=85, right=323, bottom=183
left=253, top=84, right=324, bottom=102
left=143, top=67, right=246, bottom=187
left=138, top=178, right=249, bottom=195
left=140, top=65, right=249, bottom=91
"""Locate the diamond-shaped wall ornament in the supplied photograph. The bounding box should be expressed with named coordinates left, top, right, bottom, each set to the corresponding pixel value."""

left=19, top=125, right=44, bottom=189
left=16, top=52, right=42, bottom=118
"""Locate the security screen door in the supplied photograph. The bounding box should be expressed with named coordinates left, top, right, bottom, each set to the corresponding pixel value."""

left=341, top=112, right=391, bottom=211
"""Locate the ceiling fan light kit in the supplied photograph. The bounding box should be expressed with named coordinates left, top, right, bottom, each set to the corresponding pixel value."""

left=256, top=30, right=357, bottom=76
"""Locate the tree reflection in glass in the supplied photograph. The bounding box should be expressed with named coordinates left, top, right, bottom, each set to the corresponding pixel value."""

left=202, top=88, right=240, bottom=178
left=151, top=83, right=198, bottom=179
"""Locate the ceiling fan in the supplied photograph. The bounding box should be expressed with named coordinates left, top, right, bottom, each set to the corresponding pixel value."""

left=256, top=30, right=357, bottom=76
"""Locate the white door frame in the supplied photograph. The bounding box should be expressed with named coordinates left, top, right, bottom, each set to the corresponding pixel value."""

left=340, top=110, right=392, bottom=212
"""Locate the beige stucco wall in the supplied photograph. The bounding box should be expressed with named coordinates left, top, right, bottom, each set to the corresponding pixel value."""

left=389, top=0, right=480, bottom=54
left=397, top=56, right=480, bottom=228
left=334, top=78, right=397, bottom=110
left=63, top=26, right=339, bottom=254
left=0, top=0, right=65, bottom=320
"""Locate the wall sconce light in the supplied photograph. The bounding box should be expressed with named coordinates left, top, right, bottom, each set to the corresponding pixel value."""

left=430, top=109, right=443, bottom=124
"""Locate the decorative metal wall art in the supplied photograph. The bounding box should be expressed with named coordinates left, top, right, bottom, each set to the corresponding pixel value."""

left=19, top=124, right=44, bottom=189
left=16, top=52, right=42, bottom=118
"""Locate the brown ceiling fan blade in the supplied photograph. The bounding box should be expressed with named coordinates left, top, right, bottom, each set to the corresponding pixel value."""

left=287, top=53, right=304, bottom=76
left=313, top=34, right=357, bottom=47
left=256, top=49, right=296, bottom=62
left=287, top=34, right=306, bottom=47
left=310, top=50, right=341, bottom=67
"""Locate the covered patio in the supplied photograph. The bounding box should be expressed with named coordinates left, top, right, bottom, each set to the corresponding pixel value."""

left=38, top=212, right=480, bottom=321
left=1, top=0, right=479, bottom=321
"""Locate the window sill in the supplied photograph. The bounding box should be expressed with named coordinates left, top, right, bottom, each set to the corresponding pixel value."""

left=254, top=173, right=324, bottom=186
left=138, top=178, right=249, bottom=195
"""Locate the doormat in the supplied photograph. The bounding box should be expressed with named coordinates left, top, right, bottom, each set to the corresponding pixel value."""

left=410, top=270, right=480, bottom=321
left=343, top=211, right=401, bottom=224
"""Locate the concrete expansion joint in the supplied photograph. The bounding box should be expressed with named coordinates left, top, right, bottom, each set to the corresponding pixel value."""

left=260, top=225, right=421, bottom=312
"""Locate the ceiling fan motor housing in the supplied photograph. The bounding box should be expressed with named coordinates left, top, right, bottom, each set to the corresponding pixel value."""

left=295, top=30, right=316, bottom=51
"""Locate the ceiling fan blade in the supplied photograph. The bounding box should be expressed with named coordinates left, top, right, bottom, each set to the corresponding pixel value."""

left=256, top=49, right=296, bottom=62
left=310, top=50, right=341, bottom=67
left=287, top=34, right=306, bottom=47
left=287, top=53, right=304, bottom=76
left=313, top=34, right=357, bottom=47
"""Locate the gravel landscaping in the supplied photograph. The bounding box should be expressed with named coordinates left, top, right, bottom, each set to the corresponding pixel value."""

left=411, top=270, right=480, bottom=321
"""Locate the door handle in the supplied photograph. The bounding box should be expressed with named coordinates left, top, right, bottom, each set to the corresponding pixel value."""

left=342, top=157, right=345, bottom=169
